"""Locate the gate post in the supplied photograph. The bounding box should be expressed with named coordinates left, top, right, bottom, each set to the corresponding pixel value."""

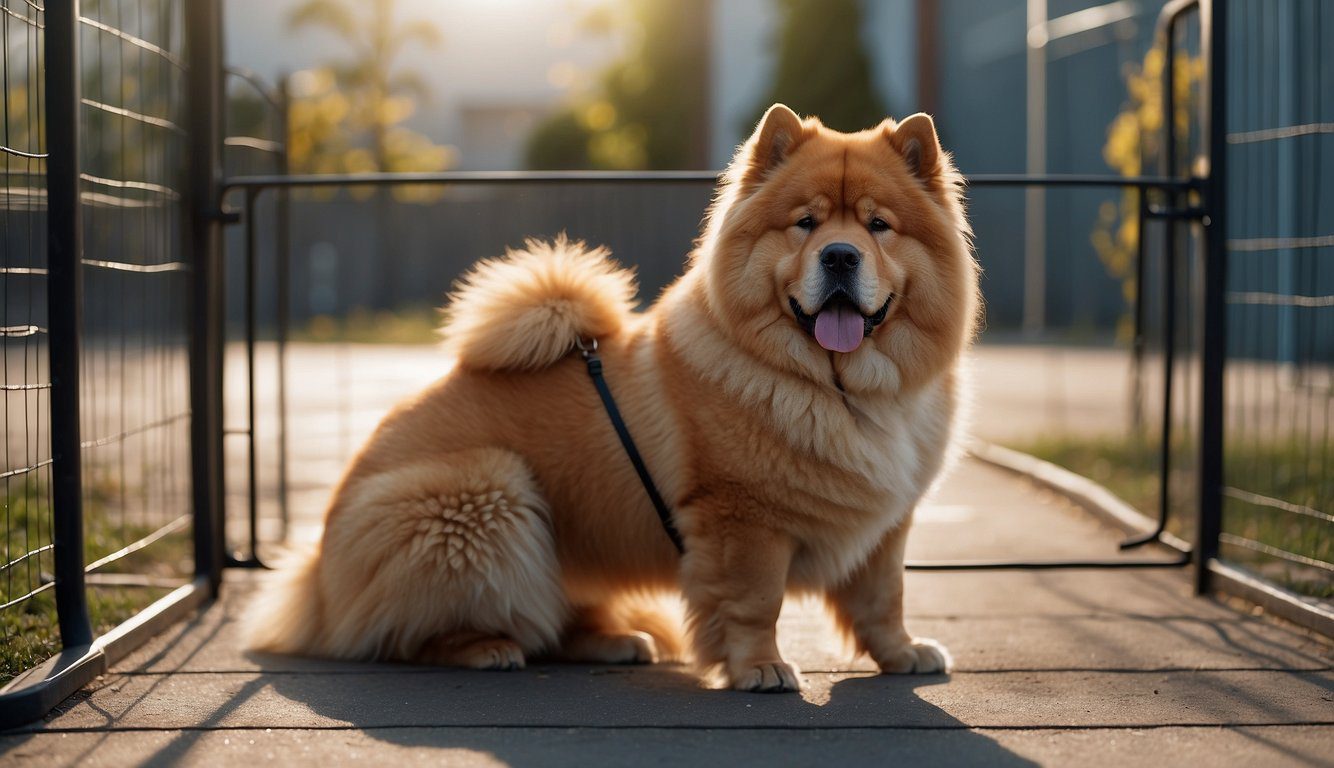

left=1196, top=0, right=1228, bottom=594
left=186, top=0, right=227, bottom=594
left=45, top=0, right=94, bottom=649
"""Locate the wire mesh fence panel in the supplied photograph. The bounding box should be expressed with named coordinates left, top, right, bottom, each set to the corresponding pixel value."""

left=0, top=0, right=215, bottom=721
left=1, top=0, right=57, bottom=684
left=965, top=4, right=1206, bottom=556
left=221, top=66, right=289, bottom=559
left=965, top=182, right=1158, bottom=455
left=1220, top=0, right=1332, bottom=603
left=72, top=0, right=193, bottom=637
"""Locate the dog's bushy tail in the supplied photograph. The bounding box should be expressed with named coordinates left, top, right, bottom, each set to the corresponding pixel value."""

left=441, top=236, right=637, bottom=371
left=243, top=547, right=325, bottom=656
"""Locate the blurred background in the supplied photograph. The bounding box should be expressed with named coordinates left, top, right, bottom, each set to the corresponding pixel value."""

left=224, top=0, right=1174, bottom=337
left=215, top=0, right=1329, bottom=598
left=222, top=0, right=1196, bottom=429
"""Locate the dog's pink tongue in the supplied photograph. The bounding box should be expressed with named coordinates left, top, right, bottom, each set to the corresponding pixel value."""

left=814, top=303, right=863, bottom=353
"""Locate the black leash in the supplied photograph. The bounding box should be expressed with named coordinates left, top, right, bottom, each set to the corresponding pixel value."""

left=577, top=338, right=685, bottom=554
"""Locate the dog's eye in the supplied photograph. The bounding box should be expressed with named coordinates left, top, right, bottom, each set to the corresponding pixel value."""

left=795, top=215, right=816, bottom=231
left=869, top=217, right=891, bottom=233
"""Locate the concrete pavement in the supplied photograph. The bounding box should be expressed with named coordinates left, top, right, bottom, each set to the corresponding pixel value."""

left=2, top=341, right=1330, bottom=765
left=3, top=457, right=1331, bottom=766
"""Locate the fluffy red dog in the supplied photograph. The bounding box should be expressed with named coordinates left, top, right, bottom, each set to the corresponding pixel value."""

left=247, top=104, right=979, bottom=692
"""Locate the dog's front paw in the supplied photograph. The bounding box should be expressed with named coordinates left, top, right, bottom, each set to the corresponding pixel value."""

left=730, top=660, right=802, bottom=692
left=876, top=637, right=953, bottom=674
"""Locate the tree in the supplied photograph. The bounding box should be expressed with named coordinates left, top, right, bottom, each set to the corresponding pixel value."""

left=526, top=0, right=711, bottom=170
left=1092, top=46, right=1204, bottom=342
left=745, top=0, right=886, bottom=134
left=286, top=0, right=455, bottom=193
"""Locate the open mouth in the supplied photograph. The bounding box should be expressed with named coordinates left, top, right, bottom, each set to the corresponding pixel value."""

left=789, top=292, right=893, bottom=353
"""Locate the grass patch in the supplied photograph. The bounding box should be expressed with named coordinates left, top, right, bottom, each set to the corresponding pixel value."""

left=1, top=583, right=176, bottom=688
left=1016, top=433, right=1332, bottom=600
left=2, top=479, right=192, bottom=686
left=292, top=305, right=441, bottom=345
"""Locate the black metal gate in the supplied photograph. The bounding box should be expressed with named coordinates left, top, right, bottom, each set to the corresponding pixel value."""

left=217, top=3, right=1215, bottom=576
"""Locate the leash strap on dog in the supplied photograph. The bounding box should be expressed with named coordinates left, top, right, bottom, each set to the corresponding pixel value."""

left=577, top=338, right=686, bottom=554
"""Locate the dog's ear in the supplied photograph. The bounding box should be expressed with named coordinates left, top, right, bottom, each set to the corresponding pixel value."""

left=887, top=113, right=941, bottom=180
left=741, top=104, right=807, bottom=182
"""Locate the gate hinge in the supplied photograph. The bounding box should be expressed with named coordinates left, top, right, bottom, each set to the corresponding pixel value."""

left=212, top=206, right=242, bottom=225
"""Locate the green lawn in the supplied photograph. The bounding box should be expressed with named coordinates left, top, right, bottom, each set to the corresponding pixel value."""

left=1016, top=434, right=1332, bottom=600
left=293, top=305, right=441, bottom=345
left=2, top=480, right=192, bottom=686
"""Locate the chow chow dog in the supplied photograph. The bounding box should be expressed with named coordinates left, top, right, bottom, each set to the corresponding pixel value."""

left=246, top=104, right=979, bottom=692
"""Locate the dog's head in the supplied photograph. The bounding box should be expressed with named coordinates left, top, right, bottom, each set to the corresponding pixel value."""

left=696, top=104, right=979, bottom=394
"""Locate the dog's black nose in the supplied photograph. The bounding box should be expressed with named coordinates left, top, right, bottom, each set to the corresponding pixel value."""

left=819, top=243, right=861, bottom=276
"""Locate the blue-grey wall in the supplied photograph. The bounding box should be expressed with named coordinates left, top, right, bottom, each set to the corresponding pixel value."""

left=934, top=0, right=1172, bottom=335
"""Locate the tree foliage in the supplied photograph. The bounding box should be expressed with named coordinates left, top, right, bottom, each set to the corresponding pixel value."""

left=286, top=0, right=455, bottom=200
left=1093, top=46, right=1204, bottom=340
left=525, top=0, right=710, bottom=170
left=745, top=0, right=886, bottom=134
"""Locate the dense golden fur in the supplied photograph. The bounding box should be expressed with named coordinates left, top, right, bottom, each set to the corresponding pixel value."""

left=246, top=104, right=979, bottom=691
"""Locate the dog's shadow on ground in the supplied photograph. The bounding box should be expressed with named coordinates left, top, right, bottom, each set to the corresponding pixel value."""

left=250, top=656, right=1040, bottom=766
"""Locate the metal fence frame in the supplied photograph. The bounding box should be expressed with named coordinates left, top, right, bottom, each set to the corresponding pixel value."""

left=0, top=0, right=224, bottom=727
left=207, top=0, right=1215, bottom=586
left=219, top=4, right=1217, bottom=568
left=1201, top=0, right=1331, bottom=636
left=220, top=170, right=1199, bottom=575
left=3, top=0, right=1329, bottom=731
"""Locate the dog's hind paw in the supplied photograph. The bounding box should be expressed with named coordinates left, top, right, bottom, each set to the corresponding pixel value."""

left=464, top=638, right=527, bottom=670
left=876, top=637, right=953, bottom=674
left=420, top=635, right=526, bottom=670
left=560, top=630, right=658, bottom=665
